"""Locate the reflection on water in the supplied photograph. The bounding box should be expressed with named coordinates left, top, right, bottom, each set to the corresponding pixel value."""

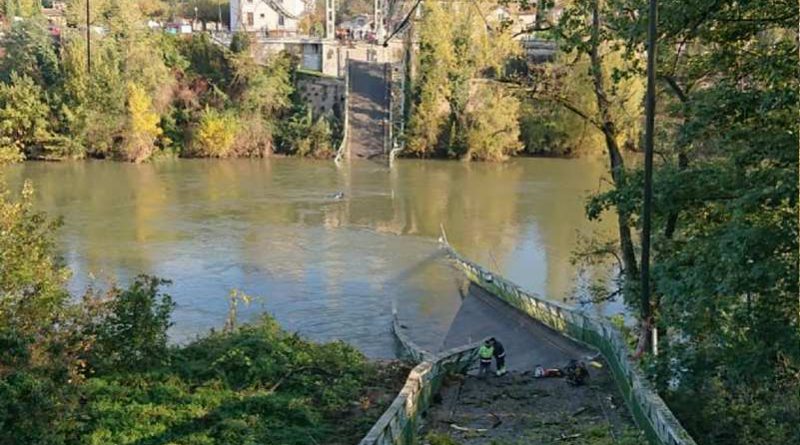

left=5, top=157, right=616, bottom=357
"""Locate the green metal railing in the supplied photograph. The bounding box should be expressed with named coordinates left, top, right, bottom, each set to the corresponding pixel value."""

left=357, top=307, right=484, bottom=445
left=441, top=241, right=697, bottom=445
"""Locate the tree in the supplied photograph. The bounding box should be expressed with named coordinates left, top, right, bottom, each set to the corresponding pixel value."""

left=464, top=83, right=522, bottom=161
left=0, top=19, right=61, bottom=87
left=406, top=1, right=521, bottom=159
left=521, top=0, right=799, bottom=442
left=0, top=178, right=81, bottom=445
left=277, top=106, right=335, bottom=158
left=0, top=73, right=52, bottom=160
left=86, top=276, right=174, bottom=374
left=524, top=0, right=645, bottom=330
left=122, top=82, right=162, bottom=162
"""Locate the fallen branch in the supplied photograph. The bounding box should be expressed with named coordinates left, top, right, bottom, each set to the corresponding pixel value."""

left=450, top=424, right=488, bottom=433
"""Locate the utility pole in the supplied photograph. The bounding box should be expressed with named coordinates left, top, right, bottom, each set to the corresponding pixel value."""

left=640, top=0, right=658, bottom=354
left=86, top=0, right=91, bottom=74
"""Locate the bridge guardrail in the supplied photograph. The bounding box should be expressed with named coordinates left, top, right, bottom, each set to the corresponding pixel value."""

left=440, top=240, right=697, bottom=445
left=357, top=307, right=485, bottom=445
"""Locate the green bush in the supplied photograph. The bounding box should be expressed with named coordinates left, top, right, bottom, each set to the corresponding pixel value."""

left=277, top=107, right=335, bottom=158
left=86, top=276, right=175, bottom=374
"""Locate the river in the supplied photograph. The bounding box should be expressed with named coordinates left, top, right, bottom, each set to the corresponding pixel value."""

left=5, top=157, right=618, bottom=357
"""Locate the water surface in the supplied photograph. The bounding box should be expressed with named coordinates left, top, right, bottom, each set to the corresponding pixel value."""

left=6, top=158, right=617, bottom=356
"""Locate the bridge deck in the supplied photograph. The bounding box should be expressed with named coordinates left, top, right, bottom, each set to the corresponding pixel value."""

left=423, top=284, right=638, bottom=443
left=442, top=283, right=593, bottom=370
left=347, top=60, right=388, bottom=160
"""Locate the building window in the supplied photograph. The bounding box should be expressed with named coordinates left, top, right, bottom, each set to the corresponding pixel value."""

left=260, top=13, right=265, bottom=18
left=278, top=14, right=285, bottom=27
left=246, top=12, right=254, bottom=26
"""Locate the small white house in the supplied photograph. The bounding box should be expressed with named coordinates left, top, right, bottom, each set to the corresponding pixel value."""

left=338, top=14, right=372, bottom=40
left=230, top=0, right=306, bottom=36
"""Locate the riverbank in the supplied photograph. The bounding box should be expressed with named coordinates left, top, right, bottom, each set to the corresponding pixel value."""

left=78, top=314, right=413, bottom=445
left=1, top=174, right=416, bottom=445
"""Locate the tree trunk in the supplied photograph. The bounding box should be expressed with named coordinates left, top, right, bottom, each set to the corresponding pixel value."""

left=588, top=2, right=639, bottom=285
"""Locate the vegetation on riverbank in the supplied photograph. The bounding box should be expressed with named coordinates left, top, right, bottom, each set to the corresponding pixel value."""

left=0, top=0, right=338, bottom=163
left=521, top=1, right=799, bottom=445
left=403, top=0, right=799, bottom=442
left=0, top=176, right=409, bottom=444
left=404, top=2, right=522, bottom=161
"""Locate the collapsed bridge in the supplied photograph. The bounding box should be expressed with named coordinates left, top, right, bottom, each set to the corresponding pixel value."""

left=357, top=238, right=697, bottom=445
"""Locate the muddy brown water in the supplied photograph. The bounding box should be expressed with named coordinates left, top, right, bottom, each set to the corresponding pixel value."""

left=5, top=157, right=618, bottom=357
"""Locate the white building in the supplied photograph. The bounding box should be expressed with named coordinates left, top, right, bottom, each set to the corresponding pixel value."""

left=338, top=14, right=372, bottom=40
left=230, top=0, right=307, bottom=36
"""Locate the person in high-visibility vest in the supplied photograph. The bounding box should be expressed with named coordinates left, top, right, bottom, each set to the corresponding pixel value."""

left=478, top=340, right=494, bottom=378
left=490, top=337, right=507, bottom=376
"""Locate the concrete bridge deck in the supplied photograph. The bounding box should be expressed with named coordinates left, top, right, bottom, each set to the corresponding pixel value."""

left=418, top=283, right=638, bottom=444
left=347, top=60, right=389, bottom=160
left=442, top=283, right=595, bottom=371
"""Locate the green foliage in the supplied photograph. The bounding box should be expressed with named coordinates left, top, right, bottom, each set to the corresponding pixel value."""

left=0, top=5, right=308, bottom=162
left=464, top=84, right=522, bottom=161
left=0, top=180, right=69, bottom=336
left=0, top=73, right=51, bottom=160
left=86, top=276, right=175, bottom=374
left=426, top=432, right=461, bottom=445
left=0, top=19, right=61, bottom=87
left=406, top=2, right=521, bottom=160
left=0, top=179, right=80, bottom=445
left=277, top=107, right=335, bottom=158
left=518, top=98, right=588, bottom=156
left=77, top=315, right=390, bottom=445
left=523, top=0, right=800, bottom=443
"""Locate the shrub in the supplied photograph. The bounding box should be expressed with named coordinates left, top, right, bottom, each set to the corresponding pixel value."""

left=191, top=108, right=239, bottom=157
left=86, top=276, right=175, bottom=374
left=278, top=108, right=335, bottom=158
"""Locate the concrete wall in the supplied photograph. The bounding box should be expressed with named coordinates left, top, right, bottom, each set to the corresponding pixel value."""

left=441, top=242, right=697, bottom=445
left=297, top=73, right=345, bottom=118
left=357, top=308, right=485, bottom=445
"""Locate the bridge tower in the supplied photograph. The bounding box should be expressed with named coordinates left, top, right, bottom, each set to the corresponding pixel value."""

left=326, top=0, right=335, bottom=39
left=374, top=0, right=385, bottom=41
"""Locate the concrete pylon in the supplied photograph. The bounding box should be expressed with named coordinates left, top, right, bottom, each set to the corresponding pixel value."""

left=326, top=0, right=335, bottom=40
left=374, top=0, right=385, bottom=41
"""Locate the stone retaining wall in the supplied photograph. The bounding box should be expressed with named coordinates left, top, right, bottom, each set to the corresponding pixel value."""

left=357, top=308, right=485, bottom=445
left=442, top=243, right=697, bottom=445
